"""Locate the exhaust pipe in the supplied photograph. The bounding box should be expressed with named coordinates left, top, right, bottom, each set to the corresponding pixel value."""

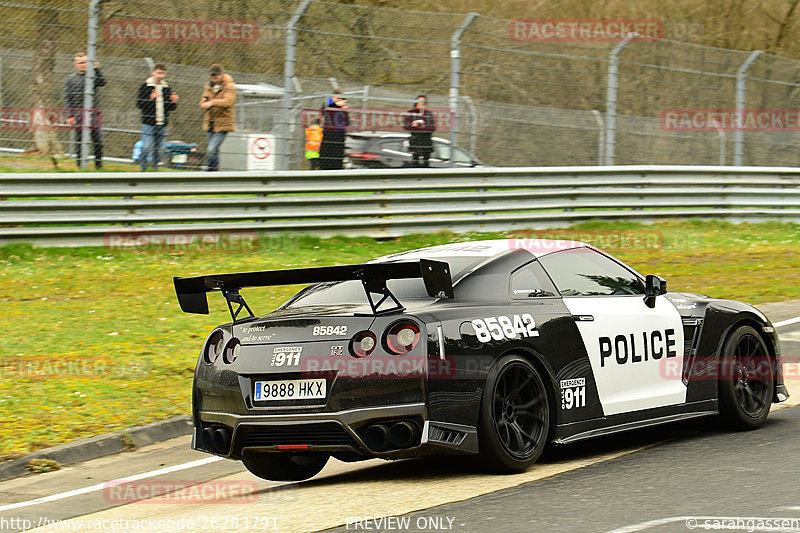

left=200, top=428, right=214, bottom=450
left=212, top=427, right=231, bottom=453
left=389, top=421, right=420, bottom=448
left=363, top=424, right=390, bottom=451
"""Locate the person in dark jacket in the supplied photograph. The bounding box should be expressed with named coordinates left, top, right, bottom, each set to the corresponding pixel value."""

left=403, top=95, right=436, bottom=167
left=64, top=52, right=106, bottom=169
left=136, top=63, right=179, bottom=171
left=318, top=90, right=350, bottom=170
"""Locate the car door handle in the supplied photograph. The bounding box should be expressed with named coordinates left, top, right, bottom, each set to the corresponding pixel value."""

left=573, top=315, right=594, bottom=322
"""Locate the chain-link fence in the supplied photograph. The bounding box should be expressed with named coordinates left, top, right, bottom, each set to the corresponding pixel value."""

left=2, top=0, right=800, bottom=170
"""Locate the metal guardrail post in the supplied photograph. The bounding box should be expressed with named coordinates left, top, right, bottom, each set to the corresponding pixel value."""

left=449, top=13, right=478, bottom=150
left=734, top=50, right=762, bottom=167
left=604, top=33, right=636, bottom=166
left=81, top=0, right=101, bottom=170
left=281, top=0, right=313, bottom=171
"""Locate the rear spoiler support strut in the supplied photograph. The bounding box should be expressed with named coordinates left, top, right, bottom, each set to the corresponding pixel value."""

left=358, top=271, right=405, bottom=316
left=223, top=289, right=255, bottom=322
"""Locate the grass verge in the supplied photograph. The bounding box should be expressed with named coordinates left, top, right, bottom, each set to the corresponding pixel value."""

left=0, top=219, right=798, bottom=458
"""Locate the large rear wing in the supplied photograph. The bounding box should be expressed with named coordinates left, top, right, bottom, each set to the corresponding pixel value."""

left=173, top=259, right=453, bottom=322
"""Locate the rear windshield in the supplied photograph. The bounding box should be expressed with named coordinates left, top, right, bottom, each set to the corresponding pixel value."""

left=283, top=256, right=482, bottom=309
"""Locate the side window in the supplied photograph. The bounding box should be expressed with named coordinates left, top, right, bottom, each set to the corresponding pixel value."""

left=433, top=143, right=451, bottom=161
left=538, top=248, right=644, bottom=297
left=380, top=139, right=406, bottom=153
left=509, top=260, right=558, bottom=299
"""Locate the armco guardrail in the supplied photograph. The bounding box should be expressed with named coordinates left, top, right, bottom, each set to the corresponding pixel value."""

left=2, top=165, right=800, bottom=247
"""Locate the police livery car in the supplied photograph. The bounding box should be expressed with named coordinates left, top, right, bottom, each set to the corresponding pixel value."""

left=174, top=239, right=788, bottom=481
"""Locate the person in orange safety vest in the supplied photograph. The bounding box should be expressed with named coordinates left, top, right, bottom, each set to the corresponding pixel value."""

left=305, top=117, right=323, bottom=170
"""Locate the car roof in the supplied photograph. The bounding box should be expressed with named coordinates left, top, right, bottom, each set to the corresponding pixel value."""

left=347, top=131, right=451, bottom=144
left=374, top=239, right=593, bottom=262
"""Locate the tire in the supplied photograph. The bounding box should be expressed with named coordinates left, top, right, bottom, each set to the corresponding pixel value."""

left=478, top=354, right=550, bottom=473
left=242, top=453, right=329, bottom=481
left=718, top=325, right=773, bottom=430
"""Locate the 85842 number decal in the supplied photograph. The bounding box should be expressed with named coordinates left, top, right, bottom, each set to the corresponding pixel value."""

left=471, top=314, right=539, bottom=343
left=312, top=325, right=348, bottom=336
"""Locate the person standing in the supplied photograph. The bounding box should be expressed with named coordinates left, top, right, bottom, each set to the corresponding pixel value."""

left=199, top=64, right=236, bottom=171
left=403, top=95, right=436, bottom=168
left=136, top=63, right=179, bottom=172
left=304, top=116, right=323, bottom=170
left=64, top=52, right=106, bottom=169
left=318, top=90, right=349, bottom=170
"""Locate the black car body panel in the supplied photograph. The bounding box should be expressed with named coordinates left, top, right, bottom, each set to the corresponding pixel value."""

left=344, top=132, right=483, bottom=169
left=176, top=239, right=787, bottom=470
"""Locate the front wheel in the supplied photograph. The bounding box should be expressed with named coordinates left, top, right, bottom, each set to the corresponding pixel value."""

left=718, top=325, right=773, bottom=430
left=478, top=354, right=550, bottom=473
left=242, top=453, right=329, bottom=481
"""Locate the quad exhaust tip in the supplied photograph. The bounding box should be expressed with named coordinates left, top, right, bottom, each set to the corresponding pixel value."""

left=213, top=427, right=231, bottom=453
left=364, top=424, right=390, bottom=451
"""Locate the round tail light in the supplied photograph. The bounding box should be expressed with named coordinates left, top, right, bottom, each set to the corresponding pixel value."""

left=384, top=321, right=421, bottom=355
left=350, top=331, right=377, bottom=358
left=223, top=339, right=241, bottom=364
left=204, top=330, right=225, bottom=364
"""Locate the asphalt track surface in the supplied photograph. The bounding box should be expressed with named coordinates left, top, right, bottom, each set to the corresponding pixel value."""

left=1, top=301, right=799, bottom=533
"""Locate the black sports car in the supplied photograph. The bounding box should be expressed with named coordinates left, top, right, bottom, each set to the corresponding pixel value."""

left=174, top=239, right=788, bottom=481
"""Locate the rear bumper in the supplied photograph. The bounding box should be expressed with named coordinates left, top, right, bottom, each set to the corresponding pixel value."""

left=194, top=403, right=478, bottom=460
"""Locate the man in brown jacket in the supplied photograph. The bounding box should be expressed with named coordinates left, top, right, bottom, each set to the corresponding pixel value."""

left=199, top=64, right=236, bottom=171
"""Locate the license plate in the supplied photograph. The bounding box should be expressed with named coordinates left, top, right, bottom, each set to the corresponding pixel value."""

left=172, top=154, right=188, bottom=164
left=253, top=379, right=326, bottom=401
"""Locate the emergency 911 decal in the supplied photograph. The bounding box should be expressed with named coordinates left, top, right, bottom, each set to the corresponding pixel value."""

left=271, top=346, right=302, bottom=367
left=561, top=378, right=586, bottom=410
left=471, top=314, right=539, bottom=342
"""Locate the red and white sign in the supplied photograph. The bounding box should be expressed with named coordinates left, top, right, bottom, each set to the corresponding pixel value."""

left=103, top=18, right=259, bottom=43
left=247, top=134, right=275, bottom=170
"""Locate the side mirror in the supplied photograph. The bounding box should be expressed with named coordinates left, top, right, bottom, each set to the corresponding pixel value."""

left=644, top=274, right=667, bottom=308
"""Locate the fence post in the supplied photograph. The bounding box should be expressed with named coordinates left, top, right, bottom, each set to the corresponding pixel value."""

left=449, top=13, right=478, bottom=150
left=733, top=50, right=762, bottom=167
left=463, top=95, right=477, bottom=156
left=591, top=110, right=604, bottom=166
left=604, top=33, right=636, bottom=166
left=709, top=119, right=726, bottom=165
left=81, top=0, right=100, bottom=170
left=281, top=0, right=313, bottom=171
